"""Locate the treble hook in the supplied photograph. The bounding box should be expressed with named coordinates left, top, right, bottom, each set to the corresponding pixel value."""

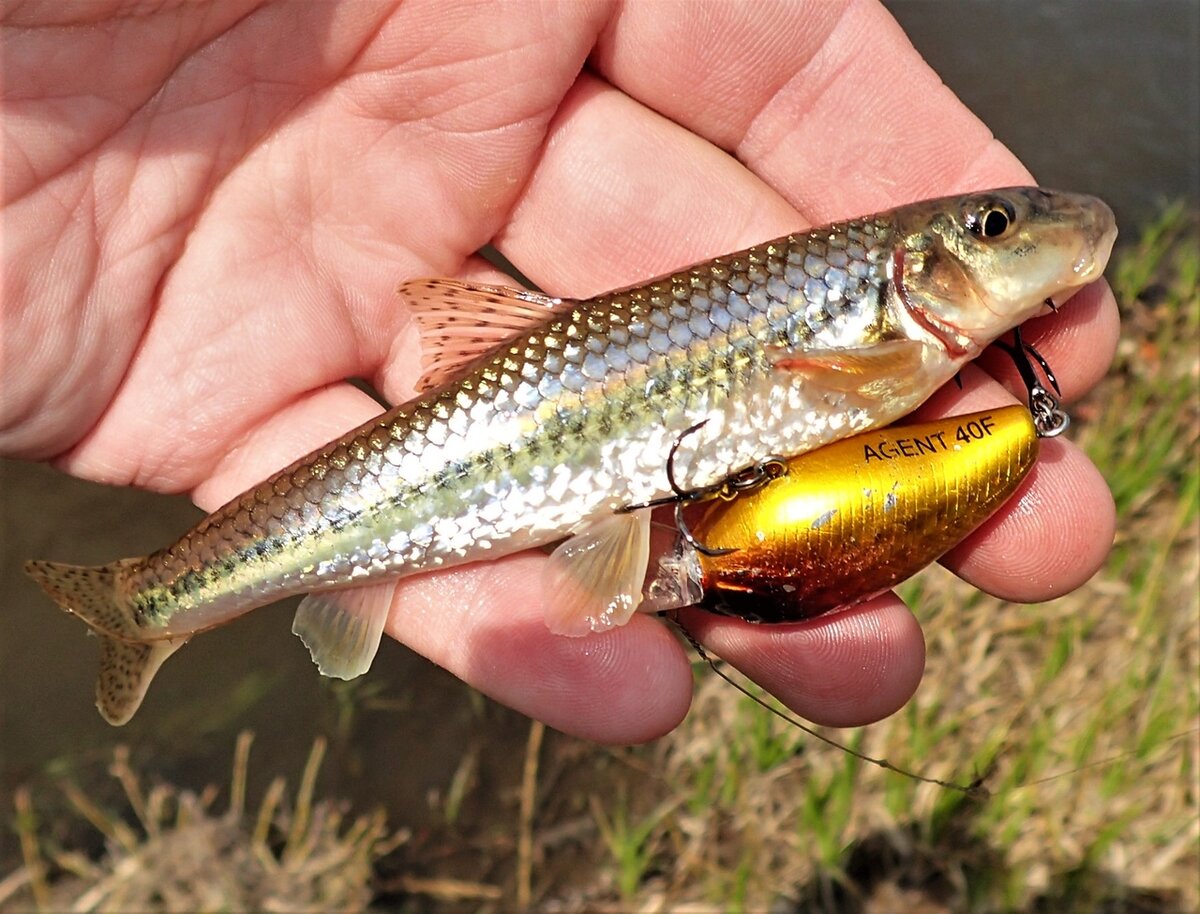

left=674, top=501, right=735, bottom=557
left=994, top=324, right=1070, bottom=438
left=617, top=421, right=715, bottom=514
left=618, top=420, right=787, bottom=557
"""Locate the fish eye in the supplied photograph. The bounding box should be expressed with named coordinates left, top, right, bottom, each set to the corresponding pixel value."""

left=965, top=200, right=1016, bottom=239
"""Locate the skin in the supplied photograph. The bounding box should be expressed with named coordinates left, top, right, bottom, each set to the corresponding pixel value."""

left=2, top=0, right=1118, bottom=742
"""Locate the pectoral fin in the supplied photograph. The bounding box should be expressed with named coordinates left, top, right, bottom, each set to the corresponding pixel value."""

left=292, top=582, right=397, bottom=680
left=768, top=340, right=932, bottom=394
left=542, top=511, right=653, bottom=637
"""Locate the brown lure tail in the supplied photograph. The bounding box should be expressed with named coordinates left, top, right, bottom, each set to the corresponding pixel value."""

left=24, top=559, right=187, bottom=725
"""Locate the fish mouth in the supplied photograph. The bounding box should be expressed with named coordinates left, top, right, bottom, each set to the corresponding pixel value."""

left=1078, top=213, right=1119, bottom=282
left=1069, top=197, right=1118, bottom=283
left=891, top=248, right=973, bottom=358
left=1050, top=209, right=1118, bottom=307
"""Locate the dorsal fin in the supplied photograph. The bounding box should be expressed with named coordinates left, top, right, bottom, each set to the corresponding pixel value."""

left=398, top=279, right=574, bottom=393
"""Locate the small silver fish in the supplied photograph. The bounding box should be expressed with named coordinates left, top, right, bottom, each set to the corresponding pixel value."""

left=26, top=187, right=1116, bottom=724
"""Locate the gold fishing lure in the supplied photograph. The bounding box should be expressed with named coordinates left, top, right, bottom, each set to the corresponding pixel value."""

left=648, top=406, right=1039, bottom=622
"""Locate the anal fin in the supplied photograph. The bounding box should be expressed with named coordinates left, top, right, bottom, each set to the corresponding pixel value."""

left=292, top=581, right=397, bottom=680
left=542, top=510, right=652, bottom=637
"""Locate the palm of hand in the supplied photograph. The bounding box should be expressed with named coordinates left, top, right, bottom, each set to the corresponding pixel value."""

left=3, top=1, right=1119, bottom=742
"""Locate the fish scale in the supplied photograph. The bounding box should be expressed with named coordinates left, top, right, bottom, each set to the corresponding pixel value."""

left=24, top=187, right=1118, bottom=724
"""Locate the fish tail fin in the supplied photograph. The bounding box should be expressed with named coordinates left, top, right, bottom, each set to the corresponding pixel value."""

left=24, top=559, right=187, bottom=725
left=25, top=558, right=140, bottom=637
left=94, top=635, right=186, bottom=725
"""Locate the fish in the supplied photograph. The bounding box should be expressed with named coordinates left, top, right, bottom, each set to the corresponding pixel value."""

left=641, top=405, right=1040, bottom=622
left=25, top=186, right=1116, bottom=725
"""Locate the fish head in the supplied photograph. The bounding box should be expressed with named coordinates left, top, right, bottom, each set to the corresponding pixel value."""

left=891, top=187, right=1117, bottom=355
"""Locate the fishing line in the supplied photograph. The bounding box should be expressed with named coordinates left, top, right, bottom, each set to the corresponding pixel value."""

left=1009, top=727, right=1199, bottom=791
left=666, top=614, right=991, bottom=798
left=667, top=616, right=1195, bottom=797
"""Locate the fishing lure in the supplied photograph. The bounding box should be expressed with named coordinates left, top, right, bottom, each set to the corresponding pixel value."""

left=643, top=404, right=1041, bottom=622
left=641, top=331, right=1069, bottom=621
left=25, top=188, right=1115, bottom=724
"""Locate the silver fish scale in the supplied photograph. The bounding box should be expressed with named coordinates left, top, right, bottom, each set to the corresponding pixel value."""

left=132, top=216, right=938, bottom=634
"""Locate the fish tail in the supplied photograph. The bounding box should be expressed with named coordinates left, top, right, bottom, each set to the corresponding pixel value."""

left=24, top=559, right=187, bottom=725
left=25, top=558, right=134, bottom=635
left=93, top=635, right=185, bottom=726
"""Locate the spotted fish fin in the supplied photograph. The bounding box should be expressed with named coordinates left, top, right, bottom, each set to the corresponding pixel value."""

left=542, top=510, right=652, bottom=637
left=25, top=558, right=146, bottom=640
left=292, top=581, right=397, bottom=680
left=24, top=558, right=186, bottom=725
left=96, top=634, right=188, bottom=726
left=399, top=278, right=576, bottom=393
left=768, top=340, right=933, bottom=394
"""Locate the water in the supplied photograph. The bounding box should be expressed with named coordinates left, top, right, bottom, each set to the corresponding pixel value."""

left=885, top=0, right=1199, bottom=228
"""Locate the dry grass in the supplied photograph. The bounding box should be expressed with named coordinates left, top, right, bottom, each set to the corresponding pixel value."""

left=0, top=734, right=407, bottom=913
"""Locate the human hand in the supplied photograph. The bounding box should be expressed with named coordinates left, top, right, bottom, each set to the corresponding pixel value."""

left=3, top=0, right=1117, bottom=741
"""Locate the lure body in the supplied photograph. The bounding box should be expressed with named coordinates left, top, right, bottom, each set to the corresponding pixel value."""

left=646, top=406, right=1039, bottom=622
left=24, top=188, right=1116, bottom=724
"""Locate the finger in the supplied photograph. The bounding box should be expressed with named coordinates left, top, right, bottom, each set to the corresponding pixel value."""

left=2, top=1, right=402, bottom=461
left=973, top=280, right=1121, bottom=405
left=497, top=74, right=1117, bottom=407
left=170, top=72, right=795, bottom=740
left=494, top=74, right=1118, bottom=604
left=189, top=383, right=386, bottom=511
left=592, top=0, right=1121, bottom=399
left=53, top=0, right=607, bottom=488
left=494, top=74, right=801, bottom=296
left=385, top=554, right=694, bottom=744
left=677, top=595, right=927, bottom=728
left=944, top=441, right=1116, bottom=602
left=594, top=0, right=1018, bottom=218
